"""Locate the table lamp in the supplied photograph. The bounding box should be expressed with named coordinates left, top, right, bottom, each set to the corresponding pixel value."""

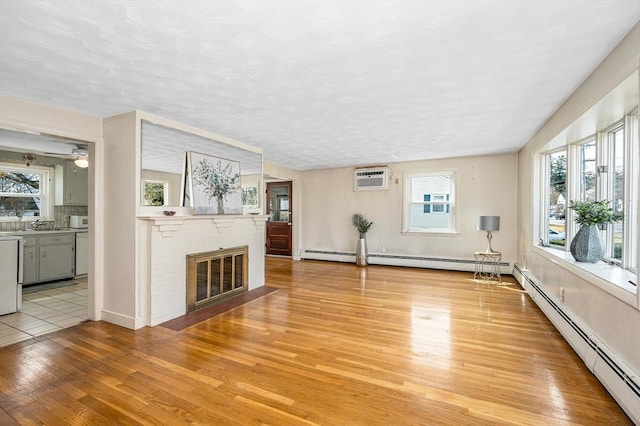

left=478, top=215, right=500, bottom=253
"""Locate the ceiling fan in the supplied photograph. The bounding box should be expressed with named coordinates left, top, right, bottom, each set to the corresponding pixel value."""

left=42, top=144, right=90, bottom=168
left=0, top=129, right=90, bottom=167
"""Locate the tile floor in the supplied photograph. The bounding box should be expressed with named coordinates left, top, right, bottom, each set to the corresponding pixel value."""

left=0, top=278, right=87, bottom=348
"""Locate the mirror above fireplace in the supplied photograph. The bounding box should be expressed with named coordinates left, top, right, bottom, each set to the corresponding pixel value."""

left=140, top=119, right=263, bottom=209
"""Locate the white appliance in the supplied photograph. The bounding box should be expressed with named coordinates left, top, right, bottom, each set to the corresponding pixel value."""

left=75, top=231, right=88, bottom=276
left=354, top=167, right=388, bottom=191
left=0, top=236, right=24, bottom=315
left=70, top=215, right=89, bottom=229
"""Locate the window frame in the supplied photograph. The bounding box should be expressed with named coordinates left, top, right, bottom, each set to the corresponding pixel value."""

left=403, top=171, right=456, bottom=234
left=600, top=121, right=625, bottom=264
left=626, top=110, right=638, bottom=271
left=541, top=148, right=567, bottom=249
left=142, top=179, right=169, bottom=207
left=540, top=110, right=638, bottom=276
left=0, top=163, right=53, bottom=221
left=576, top=136, right=597, bottom=203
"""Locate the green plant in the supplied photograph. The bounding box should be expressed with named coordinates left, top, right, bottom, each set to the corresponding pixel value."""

left=352, top=213, right=373, bottom=236
left=569, top=200, right=622, bottom=227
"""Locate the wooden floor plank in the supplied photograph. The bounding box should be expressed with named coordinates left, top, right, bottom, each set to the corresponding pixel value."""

left=0, top=258, right=632, bottom=424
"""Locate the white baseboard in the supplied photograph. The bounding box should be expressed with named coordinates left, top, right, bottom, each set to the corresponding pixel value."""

left=301, top=249, right=511, bottom=274
left=101, top=309, right=145, bottom=330
left=513, top=265, right=640, bottom=424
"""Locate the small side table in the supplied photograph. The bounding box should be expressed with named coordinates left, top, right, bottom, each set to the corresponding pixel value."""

left=474, top=251, right=502, bottom=282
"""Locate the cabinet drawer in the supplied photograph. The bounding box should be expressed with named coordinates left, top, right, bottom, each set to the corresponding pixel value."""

left=23, top=236, right=38, bottom=247
left=39, top=234, right=74, bottom=245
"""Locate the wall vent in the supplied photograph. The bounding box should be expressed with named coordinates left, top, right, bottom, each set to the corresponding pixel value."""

left=354, top=168, right=388, bottom=191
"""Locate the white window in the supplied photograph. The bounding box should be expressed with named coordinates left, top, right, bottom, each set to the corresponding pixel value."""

left=143, top=179, right=168, bottom=206
left=404, top=172, right=455, bottom=233
left=627, top=112, right=638, bottom=271
left=542, top=149, right=567, bottom=248
left=0, top=164, right=52, bottom=220
left=603, top=122, right=625, bottom=263
left=577, top=138, right=596, bottom=202
left=541, top=109, right=638, bottom=274
left=597, top=114, right=638, bottom=270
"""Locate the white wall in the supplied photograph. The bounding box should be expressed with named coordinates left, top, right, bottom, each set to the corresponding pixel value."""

left=300, top=153, right=518, bottom=264
left=516, top=23, right=639, bottom=420
left=102, top=112, right=141, bottom=328
left=517, top=22, right=639, bottom=368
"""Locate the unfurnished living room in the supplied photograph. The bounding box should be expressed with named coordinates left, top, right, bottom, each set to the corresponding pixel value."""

left=0, top=1, right=639, bottom=424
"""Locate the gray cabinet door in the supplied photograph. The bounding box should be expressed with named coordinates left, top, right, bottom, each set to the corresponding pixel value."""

left=55, top=161, right=88, bottom=206
left=39, top=244, right=74, bottom=281
left=22, top=246, right=38, bottom=284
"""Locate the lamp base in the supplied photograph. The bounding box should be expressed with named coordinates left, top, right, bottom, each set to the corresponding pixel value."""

left=484, top=231, right=496, bottom=253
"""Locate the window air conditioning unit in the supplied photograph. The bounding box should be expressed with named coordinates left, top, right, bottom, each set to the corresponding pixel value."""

left=354, top=167, right=388, bottom=191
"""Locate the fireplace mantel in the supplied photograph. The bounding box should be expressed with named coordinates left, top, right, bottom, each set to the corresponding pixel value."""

left=138, top=214, right=268, bottom=237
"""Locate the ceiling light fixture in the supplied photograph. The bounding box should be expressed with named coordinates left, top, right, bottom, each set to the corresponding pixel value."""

left=74, top=157, right=89, bottom=168
left=73, top=157, right=89, bottom=169
left=72, top=147, right=89, bottom=168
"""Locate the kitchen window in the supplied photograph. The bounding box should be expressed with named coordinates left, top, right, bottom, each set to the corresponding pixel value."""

left=0, top=164, right=52, bottom=220
left=404, top=172, right=455, bottom=233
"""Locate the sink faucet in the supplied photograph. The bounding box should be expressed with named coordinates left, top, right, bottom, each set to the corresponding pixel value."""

left=31, top=219, right=43, bottom=230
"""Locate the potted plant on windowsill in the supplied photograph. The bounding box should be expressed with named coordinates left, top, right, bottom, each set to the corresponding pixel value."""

left=352, top=213, right=373, bottom=266
left=568, top=200, right=622, bottom=263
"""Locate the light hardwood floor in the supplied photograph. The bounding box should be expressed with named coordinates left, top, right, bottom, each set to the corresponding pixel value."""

left=0, top=258, right=631, bottom=425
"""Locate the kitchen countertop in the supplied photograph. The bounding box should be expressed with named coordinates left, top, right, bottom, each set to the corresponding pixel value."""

left=0, top=228, right=88, bottom=237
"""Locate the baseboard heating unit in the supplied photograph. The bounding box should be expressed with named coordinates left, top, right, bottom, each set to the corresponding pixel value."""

left=512, top=264, right=639, bottom=423
left=301, top=249, right=510, bottom=274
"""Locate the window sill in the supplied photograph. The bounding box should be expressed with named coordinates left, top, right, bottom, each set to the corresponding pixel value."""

left=401, top=230, right=460, bottom=237
left=533, top=245, right=637, bottom=307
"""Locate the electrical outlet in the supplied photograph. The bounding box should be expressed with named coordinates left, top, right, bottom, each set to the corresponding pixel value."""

left=380, top=246, right=386, bottom=253
left=560, top=287, right=565, bottom=302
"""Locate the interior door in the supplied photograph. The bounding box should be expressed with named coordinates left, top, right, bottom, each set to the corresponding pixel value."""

left=266, top=181, right=292, bottom=256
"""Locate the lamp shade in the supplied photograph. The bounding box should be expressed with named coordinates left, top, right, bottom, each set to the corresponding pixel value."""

left=478, top=216, right=500, bottom=231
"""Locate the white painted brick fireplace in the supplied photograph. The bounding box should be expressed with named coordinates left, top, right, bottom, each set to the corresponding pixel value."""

left=139, top=215, right=267, bottom=326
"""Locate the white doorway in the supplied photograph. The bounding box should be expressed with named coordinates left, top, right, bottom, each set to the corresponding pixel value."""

left=0, top=128, right=96, bottom=330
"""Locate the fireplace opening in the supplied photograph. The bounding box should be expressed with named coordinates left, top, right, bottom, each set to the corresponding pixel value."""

left=186, top=246, right=248, bottom=313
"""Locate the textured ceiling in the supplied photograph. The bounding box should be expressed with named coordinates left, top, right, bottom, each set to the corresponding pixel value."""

left=0, top=1, right=639, bottom=170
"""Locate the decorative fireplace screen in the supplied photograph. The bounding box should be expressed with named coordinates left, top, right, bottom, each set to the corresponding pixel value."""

left=186, top=245, right=248, bottom=312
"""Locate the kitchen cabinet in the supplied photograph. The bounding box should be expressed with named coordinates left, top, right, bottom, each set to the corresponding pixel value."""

left=38, top=234, right=74, bottom=281
left=75, top=231, right=88, bottom=276
left=17, top=232, right=75, bottom=284
left=22, top=237, right=38, bottom=285
left=55, top=160, right=88, bottom=205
